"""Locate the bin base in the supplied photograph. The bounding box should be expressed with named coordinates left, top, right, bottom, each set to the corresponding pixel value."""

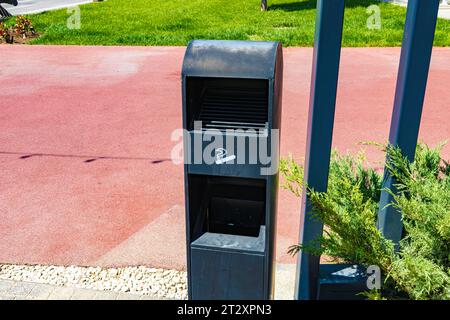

left=190, top=227, right=267, bottom=300
left=317, top=264, right=368, bottom=300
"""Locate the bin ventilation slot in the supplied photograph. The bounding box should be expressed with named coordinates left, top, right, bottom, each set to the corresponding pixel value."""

left=198, top=87, right=268, bottom=131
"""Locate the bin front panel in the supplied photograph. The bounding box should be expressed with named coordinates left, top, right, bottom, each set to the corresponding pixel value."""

left=190, top=247, right=265, bottom=300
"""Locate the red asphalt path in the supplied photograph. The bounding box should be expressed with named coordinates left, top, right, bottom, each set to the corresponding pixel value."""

left=0, top=46, right=449, bottom=270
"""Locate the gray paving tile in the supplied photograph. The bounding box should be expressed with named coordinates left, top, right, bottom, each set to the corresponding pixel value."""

left=116, top=292, right=141, bottom=300
left=14, top=295, right=34, bottom=300
left=70, top=288, right=97, bottom=300
left=8, top=281, right=35, bottom=297
left=92, top=290, right=119, bottom=300
left=0, top=279, right=16, bottom=294
left=140, top=294, right=159, bottom=300
left=47, top=286, right=75, bottom=300
left=27, top=283, right=55, bottom=300
left=0, top=279, right=166, bottom=301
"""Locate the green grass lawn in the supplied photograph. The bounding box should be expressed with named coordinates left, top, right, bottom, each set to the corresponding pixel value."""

left=23, top=0, right=450, bottom=46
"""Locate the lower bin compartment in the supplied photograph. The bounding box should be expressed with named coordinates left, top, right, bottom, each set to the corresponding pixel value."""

left=188, top=175, right=266, bottom=240
left=208, top=197, right=264, bottom=237
left=187, top=175, right=268, bottom=299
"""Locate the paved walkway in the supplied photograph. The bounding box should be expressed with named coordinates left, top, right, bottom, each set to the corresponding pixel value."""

left=0, top=279, right=154, bottom=300
left=2, top=0, right=93, bottom=15
left=382, top=1, right=450, bottom=20
left=0, top=264, right=295, bottom=300
left=439, top=5, right=450, bottom=19
left=0, top=46, right=449, bottom=271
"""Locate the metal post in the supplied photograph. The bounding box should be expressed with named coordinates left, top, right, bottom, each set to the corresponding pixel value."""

left=295, top=0, right=345, bottom=300
left=377, top=0, right=440, bottom=246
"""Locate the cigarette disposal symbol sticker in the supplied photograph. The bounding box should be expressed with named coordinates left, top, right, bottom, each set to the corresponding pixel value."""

left=215, top=148, right=236, bottom=165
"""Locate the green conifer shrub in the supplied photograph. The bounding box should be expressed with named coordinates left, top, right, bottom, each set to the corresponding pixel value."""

left=281, top=143, right=449, bottom=300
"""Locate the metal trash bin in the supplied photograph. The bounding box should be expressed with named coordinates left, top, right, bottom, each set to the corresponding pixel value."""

left=182, top=40, right=283, bottom=300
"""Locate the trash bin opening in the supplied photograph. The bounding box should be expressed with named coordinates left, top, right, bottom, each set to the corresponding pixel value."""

left=207, top=196, right=264, bottom=237
left=186, top=77, right=269, bottom=132
left=188, top=174, right=266, bottom=239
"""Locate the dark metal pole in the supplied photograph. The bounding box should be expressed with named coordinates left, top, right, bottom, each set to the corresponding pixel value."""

left=377, top=0, right=440, bottom=246
left=295, top=0, right=345, bottom=300
left=261, top=0, right=268, bottom=11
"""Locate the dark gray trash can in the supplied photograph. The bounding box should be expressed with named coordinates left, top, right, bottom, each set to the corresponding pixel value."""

left=182, top=40, right=283, bottom=300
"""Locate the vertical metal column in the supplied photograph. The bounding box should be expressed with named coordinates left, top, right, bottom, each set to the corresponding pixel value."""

left=377, top=0, right=440, bottom=246
left=295, top=0, right=345, bottom=300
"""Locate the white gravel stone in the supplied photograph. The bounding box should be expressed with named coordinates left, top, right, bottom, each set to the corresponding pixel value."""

left=0, top=264, right=188, bottom=300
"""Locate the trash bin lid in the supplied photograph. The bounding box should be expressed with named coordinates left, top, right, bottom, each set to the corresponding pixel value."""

left=182, top=40, right=281, bottom=79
